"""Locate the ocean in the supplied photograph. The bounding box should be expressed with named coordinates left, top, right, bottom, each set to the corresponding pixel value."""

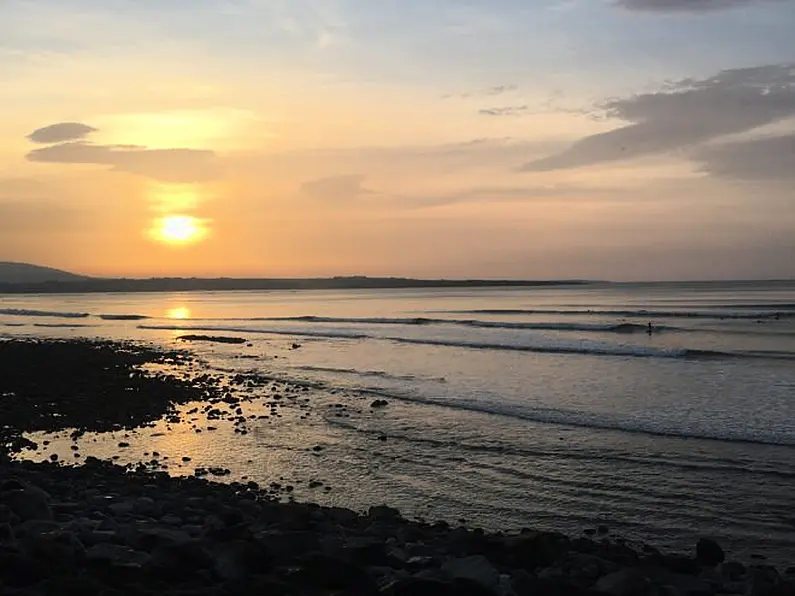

left=2, top=281, right=794, bottom=565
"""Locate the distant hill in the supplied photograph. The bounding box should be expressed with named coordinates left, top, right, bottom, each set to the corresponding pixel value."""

left=0, top=262, right=89, bottom=284
left=0, top=270, right=589, bottom=294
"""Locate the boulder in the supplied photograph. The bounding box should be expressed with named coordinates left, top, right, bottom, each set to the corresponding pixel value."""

left=695, top=538, right=724, bottom=567
left=594, top=568, right=649, bottom=596
left=442, top=555, right=501, bottom=592
left=0, top=483, right=52, bottom=522
left=86, top=543, right=150, bottom=568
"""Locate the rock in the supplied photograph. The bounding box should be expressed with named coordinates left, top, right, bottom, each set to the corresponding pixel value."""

left=25, top=530, right=86, bottom=562
left=293, top=552, right=379, bottom=593
left=135, top=496, right=156, bottom=514
left=645, top=569, right=713, bottom=596
left=108, top=500, right=136, bottom=516
left=721, top=560, right=746, bottom=581
left=594, top=568, right=649, bottom=596
left=381, top=577, right=460, bottom=596
left=131, top=527, right=192, bottom=552
left=0, top=483, right=52, bottom=521
left=211, top=539, right=266, bottom=582
left=86, top=543, right=150, bottom=568
left=0, top=522, right=17, bottom=549
left=695, top=538, right=725, bottom=567
left=442, top=555, right=501, bottom=592
left=369, top=505, right=402, bottom=521
left=501, top=531, right=567, bottom=569
left=371, top=399, right=390, bottom=408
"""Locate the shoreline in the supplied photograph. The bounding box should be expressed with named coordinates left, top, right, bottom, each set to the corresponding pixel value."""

left=1, top=338, right=793, bottom=595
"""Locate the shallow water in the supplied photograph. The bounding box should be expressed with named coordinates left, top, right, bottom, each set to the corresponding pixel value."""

left=2, top=281, right=795, bottom=565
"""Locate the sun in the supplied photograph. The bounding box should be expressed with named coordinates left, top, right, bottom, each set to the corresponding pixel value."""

left=150, top=215, right=208, bottom=245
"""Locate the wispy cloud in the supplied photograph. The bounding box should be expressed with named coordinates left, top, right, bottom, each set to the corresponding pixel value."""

left=693, top=134, right=795, bottom=181
left=616, top=0, right=784, bottom=12
left=445, top=85, right=519, bottom=99
left=479, top=105, right=530, bottom=117
left=522, top=63, right=795, bottom=171
left=300, top=174, right=372, bottom=199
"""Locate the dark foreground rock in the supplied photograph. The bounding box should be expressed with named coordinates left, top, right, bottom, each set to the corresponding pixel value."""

left=2, top=458, right=793, bottom=596
left=0, top=338, right=219, bottom=456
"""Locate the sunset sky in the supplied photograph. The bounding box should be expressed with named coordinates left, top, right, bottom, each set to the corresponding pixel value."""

left=1, top=0, right=793, bottom=280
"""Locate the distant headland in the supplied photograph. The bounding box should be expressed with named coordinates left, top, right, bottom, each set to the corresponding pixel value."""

left=0, top=262, right=590, bottom=294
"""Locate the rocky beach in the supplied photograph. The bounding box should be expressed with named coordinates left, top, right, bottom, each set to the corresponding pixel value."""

left=1, top=338, right=794, bottom=596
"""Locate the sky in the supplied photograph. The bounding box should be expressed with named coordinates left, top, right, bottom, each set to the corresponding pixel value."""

left=1, top=0, right=794, bottom=281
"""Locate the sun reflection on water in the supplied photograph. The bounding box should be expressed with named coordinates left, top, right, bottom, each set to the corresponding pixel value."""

left=167, top=307, right=191, bottom=320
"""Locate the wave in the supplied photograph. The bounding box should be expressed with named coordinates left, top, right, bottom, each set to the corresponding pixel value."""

left=205, top=315, right=679, bottom=334
left=33, top=323, right=99, bottom=328
left=292, top=365, right=423, bottom=382
left=445, top=308, right=795, bottom=320
left=137, top=324, right=368, bottom=340
left=0, top=308, right=90, bottom=319
left=350, top=388, right=795, bottom=447
left=137, top=323, right=795, bottom=362
left=98, top=314, right=150, bottom=321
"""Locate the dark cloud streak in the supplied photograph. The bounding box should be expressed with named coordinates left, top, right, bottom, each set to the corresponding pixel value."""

left=27, top=122, right=97, bottom=144
left=25, top=123, right=218, bottom=183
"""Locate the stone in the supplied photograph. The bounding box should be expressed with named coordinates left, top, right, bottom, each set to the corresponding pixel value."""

left=86, top=543, right=150, bottom=568
left=211, top=540, right=265, bottom=582
left=442, top=555, right=501, bottom=592
left=369, top=505, right=402, bottom=521
left=294, top=552, right=379, bottom=593
left=502, top=531, right=567, bottom=569
left=25, top=530, right=87, bottom=562
left=594, top=568, right=649, bottom=596
left=109, top=501, right=136, bottom=516
left=0, top=483, right=52, bottom=522
left=381, top=577, right=455, bottom=596
left=0, top=522, right=17, bottom=549
left=721, top=560, right=746, bottom=581
left=695, top=538, right=725, bottom=567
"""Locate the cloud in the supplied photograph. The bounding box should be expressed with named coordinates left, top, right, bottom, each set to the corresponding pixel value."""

left=616, top=0, right=782, bottom=12
left=27, top=122, right=97, bottom=144
left=522, top=63, right=795, bottom=172
left=479, top=105, right=530, bottom=117
left=445, top=85, right=518, bottom=99
left=300, top=175, right=372, bottom=200
left=25, top=123, right=219, bottom=183
left=693, top=134, right=795, bottom=181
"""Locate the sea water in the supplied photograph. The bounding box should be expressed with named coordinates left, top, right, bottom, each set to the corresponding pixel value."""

left=2, top=281, right=794, bottom=564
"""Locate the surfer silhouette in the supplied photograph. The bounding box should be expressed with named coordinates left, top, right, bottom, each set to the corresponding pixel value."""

left=647, top=322, right=653, bottom=335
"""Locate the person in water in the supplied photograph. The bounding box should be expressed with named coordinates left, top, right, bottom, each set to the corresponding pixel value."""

left=647, top=322, right=653, bottom=335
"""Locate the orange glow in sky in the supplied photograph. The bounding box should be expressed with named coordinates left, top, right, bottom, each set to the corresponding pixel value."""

left=2, top=1, right=794, bottom=280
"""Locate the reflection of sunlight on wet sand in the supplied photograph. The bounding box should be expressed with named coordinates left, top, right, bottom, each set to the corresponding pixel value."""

left=166, top=306, right=192, bottom=339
